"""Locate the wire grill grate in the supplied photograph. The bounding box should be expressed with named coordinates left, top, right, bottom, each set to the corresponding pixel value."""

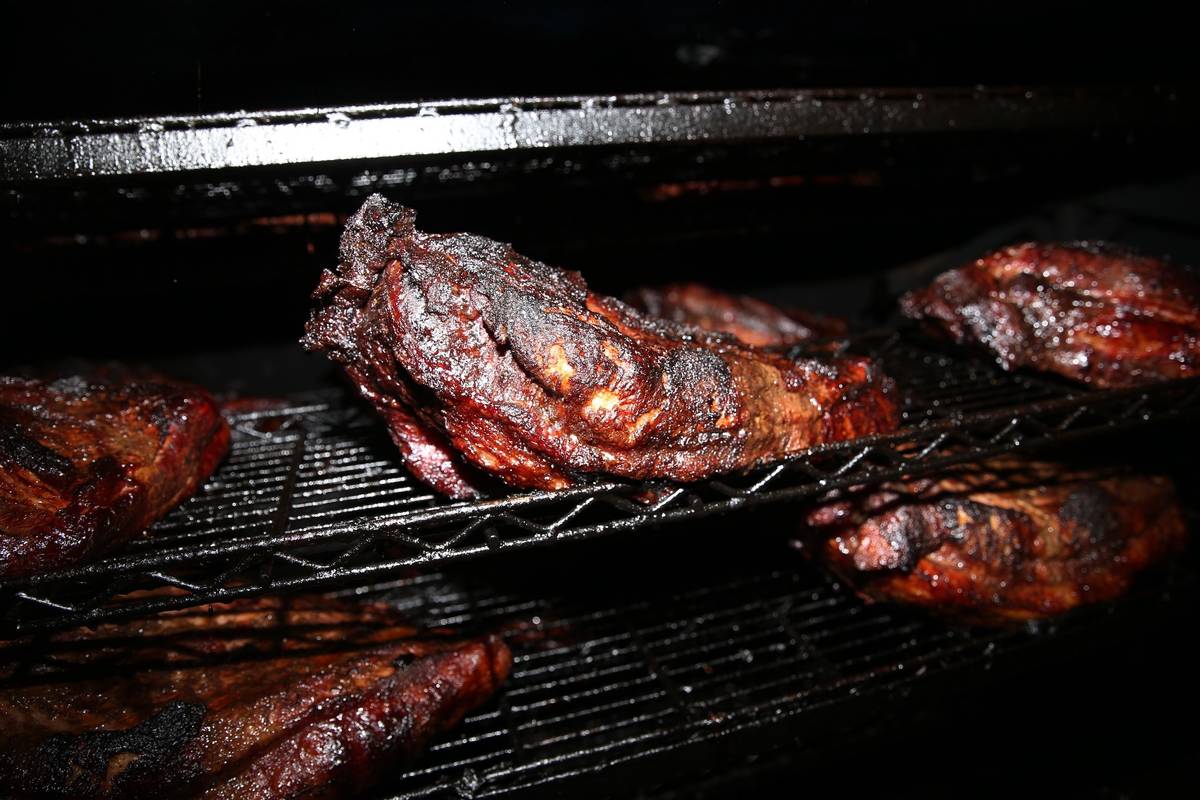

left=5, top=520, right=1187, bottom=799
left=2, top=331, right=1198, bottom=635
left=356, top=555, right=1103, bottom=799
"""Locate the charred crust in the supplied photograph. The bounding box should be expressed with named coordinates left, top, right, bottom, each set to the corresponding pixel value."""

left=809, top=459, right=1187, bottom=623
left=901, top=241, right=1200, bottom=388
left=1, top=374, right=229, bottom=578
left=0, top=597, right=513, bottom=799
left=336, top=193, right=415, bottom=297
left=1059, top=484, right=1117, bottom=545
left=0, top=418, right=75, bottom=483
left=304, top=195, right=899, bottom=496
left=12, top=701, right=205, bottom=797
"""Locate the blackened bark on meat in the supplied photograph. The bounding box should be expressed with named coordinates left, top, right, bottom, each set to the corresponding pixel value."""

left=805, top=458, right=1187, bottom=623
left=900, top=242, right=1200, bottom=388
left=302, top=195, right=898, bottom=498
left=11, top=702, right=207, bottom=799
left=0, top=374, right=229, bottom=579
left=0, top=595, right=513, bottom=799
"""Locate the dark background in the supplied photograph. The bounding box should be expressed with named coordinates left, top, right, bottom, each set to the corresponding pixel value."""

left=4, top=1, right=1196, bottom=122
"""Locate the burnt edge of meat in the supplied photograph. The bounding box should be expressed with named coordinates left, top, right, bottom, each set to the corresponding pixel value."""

left=805, top=459, right=1188, bottom=623
left=3, top=702, right=207, bottom=798
left=0, top=595, right=514, bottom=799
left=302, top=194, right=898, bottom=498
left=0, top=373, right=230, bottom=579
left=900, top=241, right=1200, bottom=388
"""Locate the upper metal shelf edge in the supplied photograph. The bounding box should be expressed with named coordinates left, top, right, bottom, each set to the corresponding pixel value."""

left=0, top=86, right=1186, bottom=181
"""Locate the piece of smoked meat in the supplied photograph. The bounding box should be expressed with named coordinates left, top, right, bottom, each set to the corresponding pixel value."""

left=302, top=195, right=897, bottom=498
left=0, top=594, right=512, bottom=799
left=900, top=241, right=1200, bottom=388
left=0, top=374, right=229, bottom=579
left=805, top=458, right=1186, bottom=623
left=626, top=283, right=847, bottom=348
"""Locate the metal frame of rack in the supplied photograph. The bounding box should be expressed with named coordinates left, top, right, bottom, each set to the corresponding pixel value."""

left=3, top=330, right=1198, bottom=636
left=1, top=86, right=1189, bottom=181
left=369, top=562, right=1024, bottom=798
left=327, top=545, right=1194, bottom=798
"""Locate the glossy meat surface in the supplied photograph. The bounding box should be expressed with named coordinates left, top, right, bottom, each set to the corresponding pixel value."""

left=303, top=195, right=898, bottom=498
left=626, top=283, right=847, bottom=348
left=0, top=374, right=229, bottom=579
left=900, top=241, right=1200, bottom=387
left=806, top=459, right=1186, bottom=622
left=0, top=595, right=512, bottom=799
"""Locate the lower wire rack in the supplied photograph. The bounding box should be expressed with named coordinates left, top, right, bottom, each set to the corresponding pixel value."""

left=350, top=543, right=1195, bottom=799
left=2, top=330, right=1199, bottom=635
left=370, top=560, right=1011, bottom=799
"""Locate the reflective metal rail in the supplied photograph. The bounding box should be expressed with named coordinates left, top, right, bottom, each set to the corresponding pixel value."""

left=1, top=86, right=1189, bottom=180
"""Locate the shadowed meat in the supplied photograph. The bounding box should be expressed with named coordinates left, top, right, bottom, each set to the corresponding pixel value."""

left=1, top=374, right=229, bottom=579
left=626, top=283, right=847, bottom=348
left=0, top=594, right=512, bottom=799
left=302, top=195, right=898, bottom=498
left=900, top=241, right=1200, bottom=388
left=805, top=458, right=1186, bottom=623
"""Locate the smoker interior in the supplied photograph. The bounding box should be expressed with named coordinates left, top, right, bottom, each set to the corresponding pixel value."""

left=349, top=511, right=1199, bottom=799
left=5, top=333, right=1198, bottom=637
left=6, top=3, right=1196, bottom=122
left=4, top=87, right=1198, bottom=366
left=4, top=82, right=1200, bottom=796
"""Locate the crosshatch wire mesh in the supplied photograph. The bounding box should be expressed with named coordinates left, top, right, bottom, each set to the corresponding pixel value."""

left=348, top=543, right=1191, bottom=799
left=9, top=530, right=1187, bottom=800
left=365, top=561, right=1020, bottom=799
left=2, top=330, right=1198, bottom=635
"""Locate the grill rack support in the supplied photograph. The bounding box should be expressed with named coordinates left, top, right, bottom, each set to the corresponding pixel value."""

left=2, top=86, right=1191, bottom=181
left=2, top=332, right=1198, bottom=636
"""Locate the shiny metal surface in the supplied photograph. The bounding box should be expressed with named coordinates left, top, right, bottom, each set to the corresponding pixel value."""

left=1, top=86, right=1188, bottom=180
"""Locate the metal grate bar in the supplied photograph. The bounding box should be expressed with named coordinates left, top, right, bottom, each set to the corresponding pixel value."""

left=268, top=550, right=1192, bottom=799
left=4, top=86, right=1189, bottom=181
left=1, top=331, right=1197, bottom=635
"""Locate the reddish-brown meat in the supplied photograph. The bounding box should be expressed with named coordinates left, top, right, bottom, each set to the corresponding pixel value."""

left=0, top=374, right=229, bottom=579
left=805, top=458, right=1186, bottom=623
left=302, top=195, right=898, bottom=498
left=900, top=241, right=1200, bottom=388
left=626, top=283, right=847, bottom=348
left=0, top=594, right=512, bottom=799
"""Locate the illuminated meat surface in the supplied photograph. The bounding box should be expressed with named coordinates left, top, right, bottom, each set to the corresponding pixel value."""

left=303, top=195, right=898, bottom=498
left=626, top=283, right=847, bottom=348
left=805, top=458, right=1186, bottom=623
left=0, top=595, right=512, bottom=799
left=0, top=374, right=228, bottom=579
left=900, top=241, right=1200, bottom=387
